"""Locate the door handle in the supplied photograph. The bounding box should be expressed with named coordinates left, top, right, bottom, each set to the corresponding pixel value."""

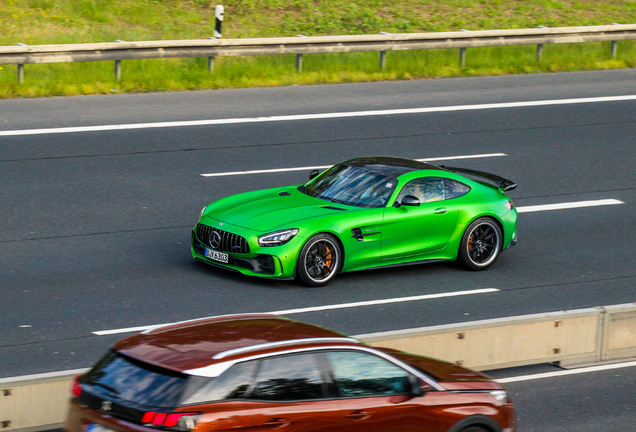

left=262, top=418, right=290, bottom=428
left=433, top=208, right=448, bottom=214
left=344, top=410, right=371, bottom=421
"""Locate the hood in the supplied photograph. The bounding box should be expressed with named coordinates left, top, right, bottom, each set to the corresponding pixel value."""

left=203, top=186, right=351, bottom=232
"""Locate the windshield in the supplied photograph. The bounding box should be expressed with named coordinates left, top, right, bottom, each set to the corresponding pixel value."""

left=301, top=164, right=398, bottom=208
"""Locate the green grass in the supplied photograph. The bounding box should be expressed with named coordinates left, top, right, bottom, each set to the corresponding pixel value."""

left=1, top=0, right=636, bottom=97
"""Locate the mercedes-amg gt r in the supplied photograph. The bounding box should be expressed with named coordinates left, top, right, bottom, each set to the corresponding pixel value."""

left=192, top=157, right=517, bottom=286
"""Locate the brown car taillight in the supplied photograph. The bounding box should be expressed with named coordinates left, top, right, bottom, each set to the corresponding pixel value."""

left=142, top=412, right=200, bottom=431
left=72, top=376, right=82, bottom=397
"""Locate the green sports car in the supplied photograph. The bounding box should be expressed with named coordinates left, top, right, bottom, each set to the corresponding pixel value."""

left=192, top=157, right=517, bottom=286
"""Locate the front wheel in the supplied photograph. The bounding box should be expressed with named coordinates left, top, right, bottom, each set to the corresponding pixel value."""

left=296, top=234, right=342, bottom=287
left=458, top=218, right=502, bottom=271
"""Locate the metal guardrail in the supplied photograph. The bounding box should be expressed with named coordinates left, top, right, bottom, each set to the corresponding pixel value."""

left=1, top=24, right=635, bottom=82
left=3, top=303, right=636, bottom=432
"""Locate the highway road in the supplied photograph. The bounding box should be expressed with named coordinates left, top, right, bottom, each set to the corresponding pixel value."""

left=2, top=69, right=636, bottom=431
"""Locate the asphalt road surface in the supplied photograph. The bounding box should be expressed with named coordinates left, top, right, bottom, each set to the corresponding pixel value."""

left=2, top=69, right=636, bottom=431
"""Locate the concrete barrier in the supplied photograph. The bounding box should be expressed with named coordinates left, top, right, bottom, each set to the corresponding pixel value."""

left=3, top=303, right=636, bottom=432
left=600, top=303, right=636, bottom=362
left=359, top=307, right=603, bottom=370
left=0, top=369, right=86, bottom=432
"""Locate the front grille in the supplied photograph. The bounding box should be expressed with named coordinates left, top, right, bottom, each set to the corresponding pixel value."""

left=196, top=223, right=250, bottom=254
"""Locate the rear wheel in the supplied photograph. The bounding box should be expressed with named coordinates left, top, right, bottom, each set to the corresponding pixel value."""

left=296, top=234, right=341, bottom=287
left=458, top=218, right=502, bottom=271
left=458, top=427, right=489, bottom=432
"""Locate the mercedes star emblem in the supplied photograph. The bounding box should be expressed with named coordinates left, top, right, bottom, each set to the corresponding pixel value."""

left=210, top=231, right=222, bottom=249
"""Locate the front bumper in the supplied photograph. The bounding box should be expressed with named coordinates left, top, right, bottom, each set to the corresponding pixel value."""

left=191, top=221, right=302, bottom=279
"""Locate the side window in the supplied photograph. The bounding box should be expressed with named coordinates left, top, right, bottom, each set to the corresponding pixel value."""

left=397, top=178, right=445, bottom=203
left=251, top=354, right=326, bottom=401
left=326, top=351, right=411, bottom=398
left=183, top=360, right=258, bottom=405
left=445, top=179, right=471, bottom=199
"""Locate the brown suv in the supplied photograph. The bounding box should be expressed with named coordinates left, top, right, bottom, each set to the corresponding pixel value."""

left=66, top=314, right=515, bottom=432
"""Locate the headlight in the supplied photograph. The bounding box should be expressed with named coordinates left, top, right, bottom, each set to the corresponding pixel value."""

left=199, top=206, right=206, bottom=219
left=258, top=229, right=299, bottom=247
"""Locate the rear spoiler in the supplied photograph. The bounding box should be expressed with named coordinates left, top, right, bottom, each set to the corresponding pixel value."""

left=440, top=166, right=517, bottom=192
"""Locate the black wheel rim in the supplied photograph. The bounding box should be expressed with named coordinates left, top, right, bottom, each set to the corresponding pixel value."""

left=466, top=222, right=500, bottom=266
left=304, top=239, right=338, bottom=282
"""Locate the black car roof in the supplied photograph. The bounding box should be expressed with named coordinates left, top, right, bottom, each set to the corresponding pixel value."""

left=342, top=156, right=445, bottom=178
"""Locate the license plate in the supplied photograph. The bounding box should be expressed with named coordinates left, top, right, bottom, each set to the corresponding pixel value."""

left=205, top=248, right=229, bottom=263
left=87, top=424, right=117, bottom=432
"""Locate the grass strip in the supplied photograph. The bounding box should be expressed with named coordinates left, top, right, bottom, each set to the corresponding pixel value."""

left=1, top=0, right=636, bottom=97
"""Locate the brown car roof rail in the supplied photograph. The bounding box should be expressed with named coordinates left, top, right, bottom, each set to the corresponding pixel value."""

left=212, top=337, right=362, bottom=359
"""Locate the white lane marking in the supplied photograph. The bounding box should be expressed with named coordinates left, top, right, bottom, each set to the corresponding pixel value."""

left=201, top=153, right=507, bottom=177
left=517, top=199, right=624, bottom=213
left=92, top=288, right=500, bottom=336
left=3, top=95, right=636, bottom=137
left=497, top=360, right=636, bottom=383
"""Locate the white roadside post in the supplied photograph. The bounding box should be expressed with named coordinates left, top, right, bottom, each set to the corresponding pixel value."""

left=209, top=5, right=224, bottom=73
left=16, top=43, right=26, bottom=84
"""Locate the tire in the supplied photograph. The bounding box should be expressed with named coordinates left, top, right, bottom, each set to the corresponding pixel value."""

left=296, top=234, right=342, bottom=287
left=459, top=427, right=489, bottom=432
left=458, top=217, right=502, bottom=271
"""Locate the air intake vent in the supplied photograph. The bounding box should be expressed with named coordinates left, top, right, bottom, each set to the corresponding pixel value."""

left=321, top=206, right=347, bottom=211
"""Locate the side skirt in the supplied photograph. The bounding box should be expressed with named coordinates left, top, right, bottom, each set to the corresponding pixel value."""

left=346, top=258, right=451, bottom=273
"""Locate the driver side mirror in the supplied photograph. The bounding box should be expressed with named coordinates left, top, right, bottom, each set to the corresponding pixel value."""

left=395, top=194, right=420, bottom=208
left=309, top=170, right=320, bottom=180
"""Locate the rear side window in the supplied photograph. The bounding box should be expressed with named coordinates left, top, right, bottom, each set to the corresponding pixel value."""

left=397, top=178, right=445, bottom=203
left=445, top=179, right=471, bottom=199
left=183, top=361, right=258, bottom=405
left=326, top=351, right=410, bottom=397
left=251, top=353, right=326, bottom=401
left=82, top=351, right=189, bottom=408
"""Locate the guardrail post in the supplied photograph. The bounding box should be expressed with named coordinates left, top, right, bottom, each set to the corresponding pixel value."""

left=208, top=37, right=216, bottom=72
left=536, top=27, right=548, bottom=63
left=114, top=40, right=125, bottom=81
left=459, top=47, right=466, bottom=68
left=459, top=30, right=470, bottom=68
left=296, top=35, right=306, bottom=73
left=611, top=23, right=620, bottom=59
left=16, top=43, right=26, bottom=84
left=379, top=32, right=390, bottom=71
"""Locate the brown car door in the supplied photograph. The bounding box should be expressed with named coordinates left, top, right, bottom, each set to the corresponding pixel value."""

left=242, top=352, right=341, bottom=432
left=323, top=350, right=427, bottom=432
